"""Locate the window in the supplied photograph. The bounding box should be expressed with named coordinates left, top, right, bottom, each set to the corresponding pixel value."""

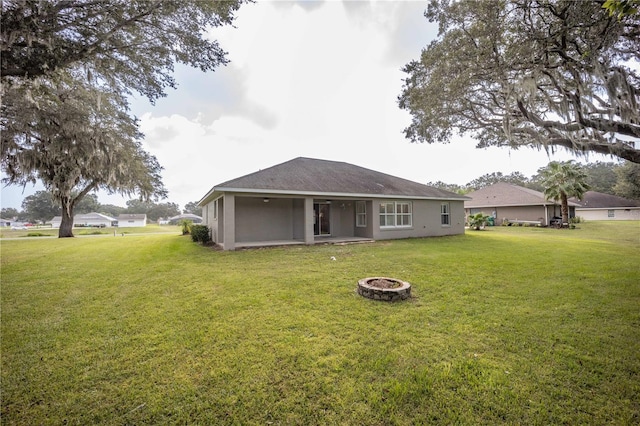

left=379, top=202, right=412, bottom=228
left=441, top=203, right=450, bottom=226
left=213, top=199, right=218, bottom=220
left=608, top=209, right=615, bottom=218
left=356, top=201, right=366, bottom=227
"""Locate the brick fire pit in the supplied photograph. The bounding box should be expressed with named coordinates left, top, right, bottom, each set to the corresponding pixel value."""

left=357, top=277, right=411, bottom=301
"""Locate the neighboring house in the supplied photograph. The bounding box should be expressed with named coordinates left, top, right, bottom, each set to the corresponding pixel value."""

left=198, top=157, right=469, bottom=250
left=117, top=214, right=147, bottom=227
left=168, top=214, right=203, bottom=224
left=464, top=182, right=580, bottom=226
left=50, top=212, right=117, bottom=228
left=570, top=191, right=640, bottom=221
left=0, top=218, right=11, bottom=227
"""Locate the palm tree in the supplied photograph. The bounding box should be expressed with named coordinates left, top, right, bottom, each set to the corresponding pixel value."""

left=541, top=161, right=590, bottom=226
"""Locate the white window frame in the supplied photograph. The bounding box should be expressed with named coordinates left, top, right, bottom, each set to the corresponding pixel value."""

left=441, top=203, right=451, bottom=226
left=213, top=199, right=218, bottom=220
left=608, top=209, right=615, bottom=218
left=356, top=201, right=367, bottom=227
left=379, top=201, right=412, bottom=229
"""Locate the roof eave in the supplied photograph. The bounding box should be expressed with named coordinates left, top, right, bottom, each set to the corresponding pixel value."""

left=200, top=187, right=469, bottom=203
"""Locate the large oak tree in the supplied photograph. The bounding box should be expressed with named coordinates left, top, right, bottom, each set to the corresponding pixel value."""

left=2, top=71, right=166, bottom=237
left=399, top=0, right=640, bottom=163
left=1, top=0, right=243, bottom=101
left=1, top=1, right=244, bottom=236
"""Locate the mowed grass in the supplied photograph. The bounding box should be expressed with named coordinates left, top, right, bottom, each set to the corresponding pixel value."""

left=1, top=222, right=639, bottom=424
left=0, top=224, right=181, bottom=239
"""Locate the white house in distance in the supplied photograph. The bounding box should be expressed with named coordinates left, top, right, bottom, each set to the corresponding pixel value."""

left=570, top=191, right=640, bottom=221
left=117, top=214, right=147, bottom=227
left=198, top=157, right=468, bottom=250
left=50, top=212, right=117, bottom=228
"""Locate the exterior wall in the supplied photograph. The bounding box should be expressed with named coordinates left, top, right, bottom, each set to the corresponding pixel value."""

left=205, top=193, right=466, bottom=249
left=576, top=208, right=640, bottom=221
left=118, top=218, right=146, bottom=228
left=74, top=215, right=116, bottom=227
left=372, top=199, right=465, bottom=240
left=235, top=196, right=295, bottom=242
left=354, top=200, right=374, bottom=239
left=203, top=197, right=223, bottom=244
left=292, top=198, right=306, bottom=240
left=326, top=201, right=356, bottom=237
left=467, top=205, right=555, bottom=225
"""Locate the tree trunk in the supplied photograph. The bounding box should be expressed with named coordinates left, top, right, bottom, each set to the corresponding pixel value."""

left=561, top=193, right=569, bottom=226
left=59, top=198, right=75, bottom=238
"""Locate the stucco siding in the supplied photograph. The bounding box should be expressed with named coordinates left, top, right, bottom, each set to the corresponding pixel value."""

left=354, top=200, right=373, bottom=238
left=118, top=219, right=145, bottom=228
left=373, top=199, right=465, bottom=240
left=292, top=198, right=306, bottom=240
left=331, top=202, right=356, bottom=237
left=468, top=206, right=550, bottom=225
left=577, top=208, right=640, bottom=221
left=235, top=197, right=295, bottom=242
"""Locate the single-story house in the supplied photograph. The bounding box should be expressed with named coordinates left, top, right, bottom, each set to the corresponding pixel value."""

left=570, top=191, right=640, bottom=221
left=0, top=218, right=11, bottom=227
left=168, top=213, right=203, bottom=225
left=50, top=212, right=117, bottom=228
left=198, top=157, right=469, bottom=250
left=117, top=214, right=147, bottom=227
left=464, top=182, right=580, bottom=226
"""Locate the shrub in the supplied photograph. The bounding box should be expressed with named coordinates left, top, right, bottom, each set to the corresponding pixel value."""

left=180, top=219, right=193, bottom=235
left=190, top=225, right=211, bottom=244
left=468, top=213, right=491, bottom=230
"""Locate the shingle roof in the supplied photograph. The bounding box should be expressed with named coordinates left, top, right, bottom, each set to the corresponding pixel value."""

left=200, top=157, right=467, bottom=204
left=118, top=214, right=147, bottom=220
left=168, top=213, right=203, bottom=221
left=76, top=212, right=117, bottom=221
left=570, top=191, right=640, bottom=208
left=464, top=182, right=580, bottom=208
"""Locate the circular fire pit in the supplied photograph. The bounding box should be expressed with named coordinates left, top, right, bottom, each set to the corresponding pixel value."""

left=357, top=277, right=411, bottom=301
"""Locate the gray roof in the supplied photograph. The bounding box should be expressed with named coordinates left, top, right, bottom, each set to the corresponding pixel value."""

left=76, top=212, right=117, bottom=221
left=50, top=212, right=117, bottom=222
left=200, top=157, right=467, bottom=204
left=118, top=214, right=147, bottom=220
left=571, top=191, right=640, bottom=208
left=464, top=182, right=580, bottom=208
left=169, top=213, right=203, bottom=221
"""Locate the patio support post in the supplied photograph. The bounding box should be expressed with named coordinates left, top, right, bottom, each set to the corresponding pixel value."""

left=223, top=194, right=236, bottom=250
left=304, top=197, right=314, bottom=245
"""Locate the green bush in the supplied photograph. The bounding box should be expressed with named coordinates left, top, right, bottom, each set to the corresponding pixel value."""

left=180, top=219, right=193, bottom=235
left=468, top=213, right=491, bottom=230
left=190, top=225, right=211, bottom=244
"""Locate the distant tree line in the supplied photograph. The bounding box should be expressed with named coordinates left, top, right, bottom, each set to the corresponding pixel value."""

left=1, top=191, right=203, bottom=224
left=429, top=161, right=639, bottom=199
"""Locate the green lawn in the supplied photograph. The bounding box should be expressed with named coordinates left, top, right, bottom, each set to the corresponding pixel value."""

left=2, top=222, right=639, bottom=424
left=0, top=224, right=181, bottom=239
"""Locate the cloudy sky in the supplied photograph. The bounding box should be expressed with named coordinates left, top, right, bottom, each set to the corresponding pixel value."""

left=1, top=0, right=611, bottom=211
